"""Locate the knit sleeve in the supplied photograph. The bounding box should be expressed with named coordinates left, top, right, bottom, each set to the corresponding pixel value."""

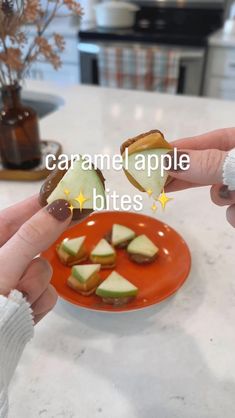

left=223, top=148, right=235, bottom=191
left=0, top=290, right=34, bottom=418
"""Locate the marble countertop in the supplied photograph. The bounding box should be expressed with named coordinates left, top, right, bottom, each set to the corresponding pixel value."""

left=2, top=81, right=235, bottom=418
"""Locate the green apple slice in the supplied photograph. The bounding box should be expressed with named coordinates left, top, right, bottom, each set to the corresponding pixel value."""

left=91, top=239, right=115, bottom=257
left=123, top=149, right=169, bottom=199
left=96, top=271, right=138, bottom=298
left=61, top=236, right=86, bottom=256
left=72, top=264, right=101, bottom=283
left=127, top=235, right=159, bottom=258
left=111, top=224, right=136, bottom=246
left=47, top=158, right=106, bottom=210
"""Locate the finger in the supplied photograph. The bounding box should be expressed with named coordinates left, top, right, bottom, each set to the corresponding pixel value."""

left=165, top=178, right=202, bottom=192
left=34, top=309, right=51, bottom=325
left=17, top=258, right=53, bottom=305
left=210, top=185, right=235, bottom=207
left=169, top=149, right=226, bottom=186
left=170, top=128, right=235, bottom=151
left=0, top=195, right=40, bottom=247
left=31, top=284, right=57, bottom=317
left=0, top=199, right=72, bottom=294
left=226, top=204, right=235, bottom=227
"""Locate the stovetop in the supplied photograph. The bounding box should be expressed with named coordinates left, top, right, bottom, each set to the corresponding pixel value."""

left=79, top=2, right=224, bottom=47
left=79, top=27, right=209, bottom=47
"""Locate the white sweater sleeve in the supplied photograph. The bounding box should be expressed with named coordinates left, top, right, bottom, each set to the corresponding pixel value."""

left=0, top=290, right=34, bottom=418
left=223, top=148, right=235, bottom=191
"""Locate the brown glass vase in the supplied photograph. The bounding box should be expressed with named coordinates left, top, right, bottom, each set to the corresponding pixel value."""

left=0, top=83, right=41, bottom=170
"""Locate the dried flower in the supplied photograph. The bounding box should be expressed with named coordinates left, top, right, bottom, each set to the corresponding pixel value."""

left=63, top=0, right=83, bottom=15
left=53, top=33, right=65, bottom=52
left=1, top=0, right=14, bottom=16
left=24, top=0, right=40, bottom=23
left=10, top=31, right=26, bottom=45
left=0, top=47, right=23, bottom=71
left=36, top=36, right=62, bottom=69
left=0, top=0, right=82, bottom=86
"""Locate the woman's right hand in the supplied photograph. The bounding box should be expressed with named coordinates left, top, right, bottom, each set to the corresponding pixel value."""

left=166, top=128, right=235, bottom=227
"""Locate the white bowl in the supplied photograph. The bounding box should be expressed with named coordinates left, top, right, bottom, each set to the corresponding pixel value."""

left=94, top=1, right=139, bottom=29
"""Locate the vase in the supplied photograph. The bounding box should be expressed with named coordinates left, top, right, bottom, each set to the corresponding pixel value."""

left=0, top=83, right=41, bottom=170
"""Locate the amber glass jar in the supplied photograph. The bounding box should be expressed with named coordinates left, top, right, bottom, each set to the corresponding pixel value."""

left=0, top=84, right=41, bottom=170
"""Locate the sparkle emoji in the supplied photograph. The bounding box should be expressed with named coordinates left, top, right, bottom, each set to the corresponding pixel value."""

left=146, top=188, right=153, bottom=197
left=151, top=203, right=157, bottom=213
left=158, top=190, right=173, bottom=210
left=69, top=202, right=75, bottom=212
left=74, top=191, right=90, bottom=211
left=63, top=188, right=71, bottom=197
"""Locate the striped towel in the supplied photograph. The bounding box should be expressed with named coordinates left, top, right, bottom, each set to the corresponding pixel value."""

left=153, top=48, right=180, bottom=94
left=98, top=45, right=180, bottom=94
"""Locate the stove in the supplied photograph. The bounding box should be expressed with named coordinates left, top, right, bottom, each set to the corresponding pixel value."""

left=78, top=1, right=224, bottom=95
left=79, top=1, right=224, bottom=47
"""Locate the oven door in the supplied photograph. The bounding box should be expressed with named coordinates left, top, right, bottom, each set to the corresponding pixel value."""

left=179, top=50, right=205, bottom=96
left=79, top=42, right=205, bottom=96
left=79, top=43, right=100, bottom=85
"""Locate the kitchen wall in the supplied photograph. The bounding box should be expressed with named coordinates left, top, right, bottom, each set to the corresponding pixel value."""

left=40, top=0, right=96, bottom=23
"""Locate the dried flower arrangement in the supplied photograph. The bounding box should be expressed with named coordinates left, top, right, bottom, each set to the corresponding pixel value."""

left=0, top=0, right=82, bottom=87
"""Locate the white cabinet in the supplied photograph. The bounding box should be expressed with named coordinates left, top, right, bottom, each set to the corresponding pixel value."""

left=205, top=76, right=235, bottom=100
left=203, top=45, right=235, bottom=100
left=27, top=62, right=79, bottom=84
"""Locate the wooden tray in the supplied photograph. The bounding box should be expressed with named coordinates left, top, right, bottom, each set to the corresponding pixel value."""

left=0, top=140, right=62, bottom=181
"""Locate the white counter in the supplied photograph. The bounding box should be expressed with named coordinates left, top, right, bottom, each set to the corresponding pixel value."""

left=208, top=29, right=235, bottom=47
left=2, top=81, right=235, bottom=418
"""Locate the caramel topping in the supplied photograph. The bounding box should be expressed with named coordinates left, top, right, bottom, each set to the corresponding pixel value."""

left=120, top=130, right=172, bottom=193
left=121, top=129, right=172, bottom=157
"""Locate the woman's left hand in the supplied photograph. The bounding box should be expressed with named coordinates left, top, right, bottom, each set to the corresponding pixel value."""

left=0, top=195, right=73, bottom=324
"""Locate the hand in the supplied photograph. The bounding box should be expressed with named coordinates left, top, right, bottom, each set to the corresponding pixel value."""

left=0, top=195, right=73, bottom=324
left=166, top=128, right=235, bottom=227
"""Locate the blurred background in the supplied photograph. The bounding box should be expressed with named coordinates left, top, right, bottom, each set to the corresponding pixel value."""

left=25, top=0, right=235, bottom=101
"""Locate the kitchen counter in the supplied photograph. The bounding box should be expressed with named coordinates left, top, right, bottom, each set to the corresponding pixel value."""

left=2, top=81, right=235, bottom=418
left=208, top=28, right=235, bottom=47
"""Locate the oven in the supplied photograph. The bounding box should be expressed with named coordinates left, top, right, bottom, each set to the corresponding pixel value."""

left=78, top=1, right=224, bottom=96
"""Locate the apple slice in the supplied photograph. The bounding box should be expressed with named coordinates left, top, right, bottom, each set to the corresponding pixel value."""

left=127, top=235, right=159, bottom=258
left=68, top=264, right=102, bottom=295
left=96, top=271, right=138, bottom=298
left=121, top=130, right=172, bottom=199
left=111, top=224, right=136, bottom=246
left=72, top=264, right=101, bottom=283
left=123, top=149, right=170, bottom=200
left=91, top=239, right=115, bottom=257
left=47, top=158, right=106, bottom=210
left=61, top=236, right=86, bottom=256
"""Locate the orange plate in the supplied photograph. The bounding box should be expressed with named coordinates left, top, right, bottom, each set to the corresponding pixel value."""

left=42, top=211, right=191, bottom=313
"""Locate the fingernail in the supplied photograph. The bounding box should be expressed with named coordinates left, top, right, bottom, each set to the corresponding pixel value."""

left=21, top=291, right=28, bottom=300
left=46, top=199, right=71, bottom=222
left=219, top=185, right=231, bottom=199
left=168, top=150, right=189, bottom=171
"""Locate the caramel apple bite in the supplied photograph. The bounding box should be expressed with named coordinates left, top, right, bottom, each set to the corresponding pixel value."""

left=121, top=130, right=172, bottom=199
left=39, top=159, right=106, bottom=221
left=105, top=224, right=136, bottom=249
left=90, top=239, right=116, bottom=269
left=56, top=236, right=88, bottom=267
left=127, top=234, right=159, bottom=265
left=67, top=264, right=102, bottom=296
left=96, top=271, right=138, bottom=306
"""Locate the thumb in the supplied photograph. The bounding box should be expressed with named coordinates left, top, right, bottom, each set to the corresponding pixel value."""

left=168, top=149, right=227, bottom=185
left=0, top=199, right=72, bottom=295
